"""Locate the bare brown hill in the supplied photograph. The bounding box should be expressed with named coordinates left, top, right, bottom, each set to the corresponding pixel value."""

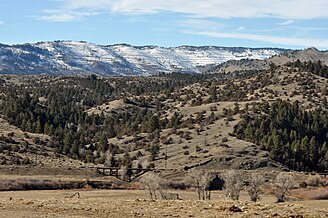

left=211, top=47, right=328, bottom=73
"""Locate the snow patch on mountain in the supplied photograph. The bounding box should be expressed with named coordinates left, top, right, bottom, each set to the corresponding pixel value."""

left=0, top=41, right=286, bottom=76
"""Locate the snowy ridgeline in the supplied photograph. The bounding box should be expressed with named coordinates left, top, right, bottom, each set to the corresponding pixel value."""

left=0, top=41, right=286, bottom=76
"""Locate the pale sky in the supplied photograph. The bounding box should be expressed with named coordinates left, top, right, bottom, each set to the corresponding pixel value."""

left=1, top=0, right=328, bottom=49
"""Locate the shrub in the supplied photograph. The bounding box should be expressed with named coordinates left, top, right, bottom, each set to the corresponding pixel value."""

left=221, top=137, right=228, bottom=143
left=247, top=173, right=264, bottom=202
left=11, top=144, right=19, bottom=152
left=274, top=172, right=295, bottom=202
left=299, top=182, right=307, bottom=188
left=305, top=174, right=325, bottom=187
left=182, top=145, right=189, bottom=149
left=186, top=170, right=212, bottom=200
left=223, top=170, right=243, bottom=200
left=195, top=146, right=203, bottom=152
left=162, top=137, right=173, bottom=145
left=0, top=178, right=86, bottom=191
left=21, top=157, right=31, bottom=165
left=164, top=180, right=190, bottom=190
left=140, top=172, right=161, bottom=200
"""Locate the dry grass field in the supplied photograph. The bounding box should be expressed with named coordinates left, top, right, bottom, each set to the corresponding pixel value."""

left=0, top=189, right=327, bottom=218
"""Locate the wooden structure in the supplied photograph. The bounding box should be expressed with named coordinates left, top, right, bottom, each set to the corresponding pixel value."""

left=96, top=167, right=120, bottom=177
left=95, top=167, right=158, bottom=181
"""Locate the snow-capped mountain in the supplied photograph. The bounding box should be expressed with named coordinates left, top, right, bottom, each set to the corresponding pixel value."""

left=0, top=41, right=287, bottom=76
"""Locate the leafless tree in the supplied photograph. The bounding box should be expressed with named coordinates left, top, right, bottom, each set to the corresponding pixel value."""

left=120, top=166, right=132, bottom=181
left=223, top=170, right=243, bottom=200
left=120, top=166, right=127, bottom=180
left=186, top=169, right=212, bottom=200
left=247, top=173, right=265, bottom=202
left=274, top=172, right=295, bottom=202
left=140, top=172, right=161, bottom=200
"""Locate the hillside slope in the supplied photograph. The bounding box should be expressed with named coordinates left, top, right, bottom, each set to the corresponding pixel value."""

left=211, top=47, right=328, bottom=73
left=1, top=62, right=327, bottom=173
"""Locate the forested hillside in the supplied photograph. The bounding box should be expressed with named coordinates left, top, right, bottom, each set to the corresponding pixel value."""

left=233, top=100, right=328, bottom=171
left=0, top=61, right=327, bottom=172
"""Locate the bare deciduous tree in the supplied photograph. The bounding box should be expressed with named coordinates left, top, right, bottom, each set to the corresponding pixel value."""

left=140, top=172, right=161, bottom=200
left=120, top=166, right=127, bottom=181
left=186, top=170, right=212, bottom=200
left=247, top=173, right=264, bottom=202
left=223, top=170, right=243, bottom=200
left=274, top=172, right=295, bottom=202
left=120, top=166, right=132, bottom=181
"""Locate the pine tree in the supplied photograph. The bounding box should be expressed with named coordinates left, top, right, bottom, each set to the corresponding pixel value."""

left=245, top=123, right=254, bottom=140
left=36, top=118, right=43, bottom=133
left=209, top=84, right=217, bottom=102
left=148, top=115, right=160, bottom=133
left=122, top=150, right=131, bottom=167
left=309, top=136, right=318, bottom=167
left=147, top=144, right=161, bottom=161
left=98, top=133, right=108, bottom=152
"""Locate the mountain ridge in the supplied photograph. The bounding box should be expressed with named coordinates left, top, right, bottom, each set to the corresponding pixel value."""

left=0, top=40, right=287, bottom=76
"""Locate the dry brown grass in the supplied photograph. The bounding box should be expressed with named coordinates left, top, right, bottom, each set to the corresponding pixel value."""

left=86, top=99, right=126, bottom=115
left=0, top=189, right=326, bottom=218
left=291, top=188, right=328, bottom=200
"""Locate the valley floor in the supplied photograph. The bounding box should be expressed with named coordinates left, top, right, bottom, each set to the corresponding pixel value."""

left=0, top=189, right=327, bottom=218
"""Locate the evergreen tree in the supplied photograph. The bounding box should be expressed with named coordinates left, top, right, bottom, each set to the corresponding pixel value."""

left=147, top=144, right=161, bottom=161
